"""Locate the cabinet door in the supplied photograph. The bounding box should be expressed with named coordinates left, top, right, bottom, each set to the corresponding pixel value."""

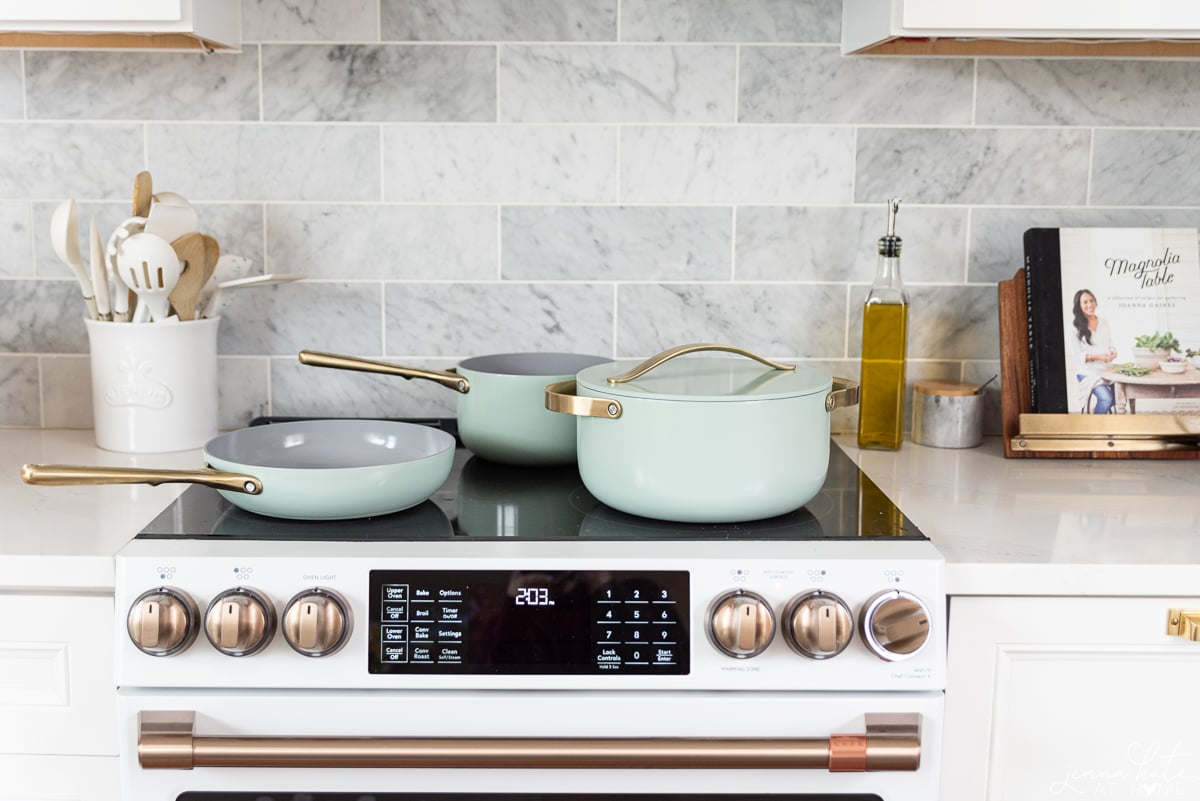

left=0, top=593, right=117, bottom=756
left=0, top=755, right=119, bottom=801
left=901, top=0, right=1200, bottom=31
left=0, top=1, right=181, bottom=22
left=942, top=596, right=1200, bottom=801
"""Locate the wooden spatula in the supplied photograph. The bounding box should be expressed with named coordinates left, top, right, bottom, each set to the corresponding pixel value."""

left=168, top=232, right=209, bottom=321
left=132, top=171, right=153, bottom=218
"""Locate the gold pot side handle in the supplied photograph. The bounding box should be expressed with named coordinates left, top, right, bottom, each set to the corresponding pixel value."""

left=827, top=378, right=861, bottom=412
left=607, top=343, right=796, bottom=385
left=545, top=380, right=623, bottom=419
left=20, top=464, right=263, bottom=495
left=298, top=350, right=468, bottom=394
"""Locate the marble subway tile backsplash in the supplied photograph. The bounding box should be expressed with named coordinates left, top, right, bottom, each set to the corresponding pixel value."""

left=855, top=128, right=1092, bottom=205
left=382, top=124, right=618, bottom=202
left=25, top=51, right=260, bottom=121
left=621, top=126, right=854, bottom=203
left=380, top=0, right=618, bottom=42
left=738, top=48, right=974, bottom=125
left=3, top=0, right=1200, bottom=438
left=262, top=45, right=497, bottom=122
left=501, top=206, right=731, bottom=281
left=498, top=45, right=736, bottom=123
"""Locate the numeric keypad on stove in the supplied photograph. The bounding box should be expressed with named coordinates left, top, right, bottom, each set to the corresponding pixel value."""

left=593, top=582, right=682, bottom=672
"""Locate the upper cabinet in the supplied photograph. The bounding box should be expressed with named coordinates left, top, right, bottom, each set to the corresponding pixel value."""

left=843, top=0, right=1200, bottom=57
left=0, top=0, right=239, bottom=52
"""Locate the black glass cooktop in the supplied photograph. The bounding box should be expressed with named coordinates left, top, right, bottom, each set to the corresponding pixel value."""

left=136, top=418, right=926, bottom=543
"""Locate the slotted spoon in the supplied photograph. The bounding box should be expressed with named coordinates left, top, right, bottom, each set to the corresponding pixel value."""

left=116, top=232, right=183, bottom=322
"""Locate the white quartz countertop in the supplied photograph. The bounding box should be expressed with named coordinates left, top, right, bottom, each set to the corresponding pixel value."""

left=834, top=434, right=1200, bottom=596
left=0, top=429, right=191, bottom=590
left=4, top=429, right=1200, bottom=597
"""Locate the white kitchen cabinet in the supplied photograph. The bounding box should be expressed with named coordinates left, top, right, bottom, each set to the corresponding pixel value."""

left=941, top=596, right=1200, bottom=801
left=0, top=0, right=238, bottom=52
left=843, top=0, right=1200, bottom=57
left=0, top=755, right=120, bottom=801
left=0, top=592, right=119, bottom=801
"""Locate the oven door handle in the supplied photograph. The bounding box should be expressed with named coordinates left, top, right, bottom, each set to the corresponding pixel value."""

left=138, top=711, right=922, bottom=772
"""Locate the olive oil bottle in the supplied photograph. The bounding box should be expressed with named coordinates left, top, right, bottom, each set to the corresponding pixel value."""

left=857, top=198, right=909, bottom=451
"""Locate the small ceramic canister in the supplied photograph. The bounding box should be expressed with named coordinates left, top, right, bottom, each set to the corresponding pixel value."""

left=911, top=381, right=983, bottom=449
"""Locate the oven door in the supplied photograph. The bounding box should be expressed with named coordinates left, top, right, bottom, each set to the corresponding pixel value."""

left=118, top=689, right=942, bottom=801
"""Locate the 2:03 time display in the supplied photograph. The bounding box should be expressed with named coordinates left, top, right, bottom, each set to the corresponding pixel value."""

left=514, top=587, right=554, bottom=606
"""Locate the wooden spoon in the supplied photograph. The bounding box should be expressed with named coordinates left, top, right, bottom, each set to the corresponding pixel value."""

left=202, top=234, right=220, bottom=279
left=132, top=170, right=153, bottom=218
left=167, top=232, right=209, bottom=321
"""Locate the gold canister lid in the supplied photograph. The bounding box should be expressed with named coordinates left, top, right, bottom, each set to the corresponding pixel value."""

left=913, top=380, right=977, bottom=397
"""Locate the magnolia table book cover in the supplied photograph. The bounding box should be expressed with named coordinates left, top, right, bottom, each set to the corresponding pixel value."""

left=1055, top=228, right=1200, bottom=415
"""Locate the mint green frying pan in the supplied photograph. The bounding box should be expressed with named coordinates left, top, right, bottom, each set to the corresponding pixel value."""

left=21, top=420, right=455, bottom=521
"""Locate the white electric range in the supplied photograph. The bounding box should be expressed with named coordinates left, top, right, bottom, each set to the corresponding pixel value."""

left=114, top=420, right=945, bottom=801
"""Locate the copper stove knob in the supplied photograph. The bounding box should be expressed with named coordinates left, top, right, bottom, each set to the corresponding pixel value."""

left=858, top=589, right=932, bottom=661
left=782, top=590, right=853, bottom=659
left=204, top=587, right=276, bottom=657
left=706, top=589, right=776, bottom=658
left=282, top=588, right=351, bottom=658
left=127, top=587, right=200, bottom=657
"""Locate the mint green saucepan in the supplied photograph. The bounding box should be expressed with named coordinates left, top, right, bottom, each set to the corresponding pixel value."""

left=545, top=344, right=859, bottom=524
left=298, top=350, right=610, bottom=466
left=21, top=420, right=455, bottom=520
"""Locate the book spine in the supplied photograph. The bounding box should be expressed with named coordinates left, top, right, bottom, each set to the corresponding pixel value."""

left=1024, top=235, right=1039, bottom=413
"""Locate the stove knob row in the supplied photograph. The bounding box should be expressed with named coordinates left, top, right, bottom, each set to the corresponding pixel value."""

left=127, top=586, right=351, bottom=658
left=705, top=588, right=931, bottom=662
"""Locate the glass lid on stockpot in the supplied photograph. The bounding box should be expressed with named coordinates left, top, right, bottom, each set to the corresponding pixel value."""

left=575, top=343, right=832, bottom=402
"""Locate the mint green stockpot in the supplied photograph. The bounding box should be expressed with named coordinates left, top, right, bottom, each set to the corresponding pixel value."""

left=299, top=350, right=609, bottom=466
left=545, top=344, right=860, bottom=524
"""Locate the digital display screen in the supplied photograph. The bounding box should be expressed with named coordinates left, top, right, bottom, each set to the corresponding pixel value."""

left=368, top=570, right=689, bottom=675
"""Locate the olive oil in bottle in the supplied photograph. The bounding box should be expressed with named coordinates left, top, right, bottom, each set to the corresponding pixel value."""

left=857, top=198, right=909, bottom=451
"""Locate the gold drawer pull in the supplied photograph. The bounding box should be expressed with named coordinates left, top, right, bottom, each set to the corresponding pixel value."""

left=1167, top=609, right=1200, bottom=641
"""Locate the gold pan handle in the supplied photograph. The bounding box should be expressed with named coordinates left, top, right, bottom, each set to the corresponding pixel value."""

left=21, top=464, right=263, bottom=495
left=545, top=380, right=623, bottom=420
left=607, top=343, right=796, bottom=385
left=298, top=350, right=468, bottom=394
left=827, top=378, right=860, bottom=411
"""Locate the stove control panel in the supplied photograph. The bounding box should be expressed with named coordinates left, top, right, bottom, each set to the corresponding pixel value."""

left=113, top=541, right=945, bottom=691
left=368, top=570, right=690, bottom=675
